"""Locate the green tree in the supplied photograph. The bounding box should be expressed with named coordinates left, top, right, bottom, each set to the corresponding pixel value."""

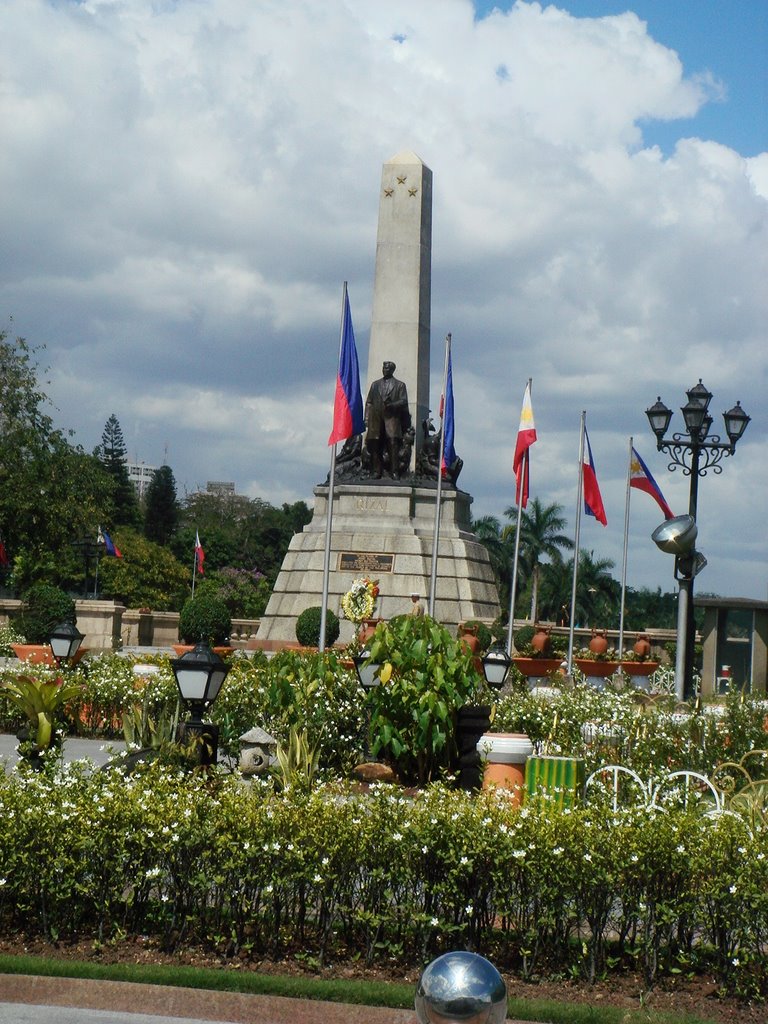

left=472, top=514, right=515, bottom=612
left=503, top=499, right=573, bottom=622
left=97, top=527, right=189, bottom=610
left=95, top=414, right=140, bottom=527
left=0, top=330, right=113, bottom=591
left=144, top=465, right=179, bottom=545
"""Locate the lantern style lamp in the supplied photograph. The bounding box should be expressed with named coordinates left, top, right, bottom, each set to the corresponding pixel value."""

left=49, top=621, right=84, bottom=666
left=170, top=642, right=230, bottom=765
left=353, top=650, right=382, bottom=690
left=481, top=644, right=512, bottom=691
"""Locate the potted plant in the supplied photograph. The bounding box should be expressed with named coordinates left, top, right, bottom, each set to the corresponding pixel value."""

left=0, top=673, right=82, bottom=770
left=512, top=624, right=563, bottom=684
left=177, top=593, right=232, bottom=653
left=573, top=631, right=620, bottom=686
left=619, top=634, right=660, bottom=691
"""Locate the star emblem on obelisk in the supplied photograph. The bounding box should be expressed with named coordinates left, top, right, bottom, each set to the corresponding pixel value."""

left=397, top=175, right=407, bottom=184
left=408, top=187, right=418, bottom=197
left=384, top=188, right=394, bottom=197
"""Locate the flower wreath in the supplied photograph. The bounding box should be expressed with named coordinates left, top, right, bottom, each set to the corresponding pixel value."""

left=341, top=577, right=380, bottom=624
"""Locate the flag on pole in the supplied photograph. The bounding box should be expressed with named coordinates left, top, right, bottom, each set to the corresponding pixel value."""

left=630, top=447, right=674, bottom=519
left=328, top=287, right=365, bottom=445
left=582, top=428, right=607, bottom=526
left=513, top=381, right=537, bottom=508
left=441, top=347, right=457, bottom=475
left=98, top=526, right=122, bottom=557
left=194, top=530, right=205, bottom=576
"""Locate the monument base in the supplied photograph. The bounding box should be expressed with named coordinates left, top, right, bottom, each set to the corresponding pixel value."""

left=256, top=481, right=499, bottom=644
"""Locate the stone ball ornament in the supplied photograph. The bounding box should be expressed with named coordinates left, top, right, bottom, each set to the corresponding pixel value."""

left=414, top=951, right=507, bottom=1024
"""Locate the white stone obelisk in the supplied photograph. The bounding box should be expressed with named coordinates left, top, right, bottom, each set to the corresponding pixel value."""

left=365, top=151, right=432, bottom=468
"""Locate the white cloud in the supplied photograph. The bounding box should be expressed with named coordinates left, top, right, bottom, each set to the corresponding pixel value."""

left=1, top=0, right=765, bottom=597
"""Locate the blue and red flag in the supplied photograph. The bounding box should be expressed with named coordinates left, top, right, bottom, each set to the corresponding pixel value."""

left=98, top=525, right=122, bottom=558
left=630, top=446, right=674, bottom=520
left=441, top=348, right=457, bottom=476
left=583, top=428, right=607, bottom=526
left=328, top=287, right=365, bottom=446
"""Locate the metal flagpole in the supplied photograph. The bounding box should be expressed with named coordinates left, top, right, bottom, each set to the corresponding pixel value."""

left=617, top=436, right=633, bottom=660
left=191, top=543, right=197, bottom=597
left=428, top=334, right=451, bottom=618
left=319, top=283, right=348, bottom=652
left=506, top=377, right=532, bottom=656
left=566, top=411, right=586, bottom=674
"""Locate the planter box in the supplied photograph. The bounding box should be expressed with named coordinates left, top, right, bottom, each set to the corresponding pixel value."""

left=477, top=732, right=532, bottom=805
left=513, top=657, right=562, bottom=680
left=525, top=754, right=585, bottom=808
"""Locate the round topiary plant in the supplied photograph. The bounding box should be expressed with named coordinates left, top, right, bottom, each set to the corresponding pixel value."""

left=17, top=583, right=77, bottom=643
left=178, top=593, right=231, bottom=646
left=295, top=606, right=340, bottom=648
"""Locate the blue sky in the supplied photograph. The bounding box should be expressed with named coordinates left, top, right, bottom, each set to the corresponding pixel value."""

left=476, top=1, right=768, bottom=156
left=1, top=0, right=766, bottom=600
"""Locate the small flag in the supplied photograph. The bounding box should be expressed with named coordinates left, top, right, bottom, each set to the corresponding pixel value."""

left=630, top=447, right=674, bottom=520
left=194, top=530, right=205, bottom=576
left=98, top=525, right=122, bottom=558
left=0, top=537, right=9, bottom=568
left=583, top=428, right=607, bottom=526
left=513, top=382, right=537, bottom=508
left=441, top=348, right=457, bottom=475
left=328, top=287, right=365, bottom=445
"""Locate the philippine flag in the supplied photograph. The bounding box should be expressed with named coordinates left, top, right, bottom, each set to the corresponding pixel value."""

left=513, top=382, right=537, bottom=508
left=98, top=526, right=122, bottom=558
left=583, top=429, right=608, bottom=526
left=194, top=530, right=205, bottom=576
left=328, top=287, right=365, bottom=445
left=630, top=447, right=674, bottom=520
left=441, top=348, right=457, bottom=476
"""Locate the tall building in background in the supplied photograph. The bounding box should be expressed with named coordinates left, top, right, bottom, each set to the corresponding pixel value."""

left=127, top=462, right=157, bottom=500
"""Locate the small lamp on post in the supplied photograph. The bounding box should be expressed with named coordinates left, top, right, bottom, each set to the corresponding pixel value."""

left=170, top=642, right=230, bottom=766
left=481, top=644, right=513, bottom=692
left=49, top=621, right=84, bottom=667
left=353, top=650, right=382, bottom=762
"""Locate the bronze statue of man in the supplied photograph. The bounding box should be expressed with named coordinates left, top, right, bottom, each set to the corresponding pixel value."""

left=365, top=361, right=411, bottom=479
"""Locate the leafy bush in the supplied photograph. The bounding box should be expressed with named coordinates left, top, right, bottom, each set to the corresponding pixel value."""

left=295, top=606, right=340, bottom=647
left=195, top=568, right=270, bottom=619
left=178, top=593, right=231, bottom=645
left=367, top=614, right=486, bottom=785
left=0, top=623, right=27, bottom=656
left=16, top=582, right=76, bottom=643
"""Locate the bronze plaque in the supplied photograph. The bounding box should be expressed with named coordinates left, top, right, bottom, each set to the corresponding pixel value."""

left=338, top=552, right=394, bottom=574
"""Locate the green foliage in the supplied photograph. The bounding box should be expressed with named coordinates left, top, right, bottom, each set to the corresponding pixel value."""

left=178, top=593, right=231, bottom=645
left=0, top=331, right=114, bottom=592
left=0, top=673, right=82, bottom=750
left=195, top=568, right=270, bottom=619
left=122, top=687, right=181, bottom=751
left=295, top=606, right=340, bottom=647
left=95, top=415, right=140, bottom=528
left=0, top=767, right=765, bottom=999
left=367, top=614, right=485, bottom=785
left=16, top=582, right=76, bottom=643
left=0, top=623, right=27, bottom=656
left=98, top=528, right=189, bottom=610
left=274, top=726, right=321, bottom=792
left=143, top=465, right=179, bottom=545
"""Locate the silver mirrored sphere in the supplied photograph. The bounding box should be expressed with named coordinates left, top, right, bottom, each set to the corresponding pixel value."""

left=414, top=951, right=507, bottom=1024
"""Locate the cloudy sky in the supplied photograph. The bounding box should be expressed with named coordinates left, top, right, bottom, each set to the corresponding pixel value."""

left=1, top=0, right=766, bottom=599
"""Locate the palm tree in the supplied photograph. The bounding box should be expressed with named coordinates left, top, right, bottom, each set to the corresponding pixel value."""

left=503, top=499, right=573, bottom=623
left=471, top=514, right=516, bottom=612
left=574, top=549, right=619, bottom=628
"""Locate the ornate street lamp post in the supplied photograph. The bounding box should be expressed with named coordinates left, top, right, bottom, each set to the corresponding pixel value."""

left=170, top=643, right=230, bottom=766
left=49, top=621, right=84, bottom=667
left=646, top=381, right=749, bottom=699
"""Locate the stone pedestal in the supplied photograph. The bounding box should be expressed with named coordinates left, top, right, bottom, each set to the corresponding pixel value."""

left=256, top=481, right=499, bottom=644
